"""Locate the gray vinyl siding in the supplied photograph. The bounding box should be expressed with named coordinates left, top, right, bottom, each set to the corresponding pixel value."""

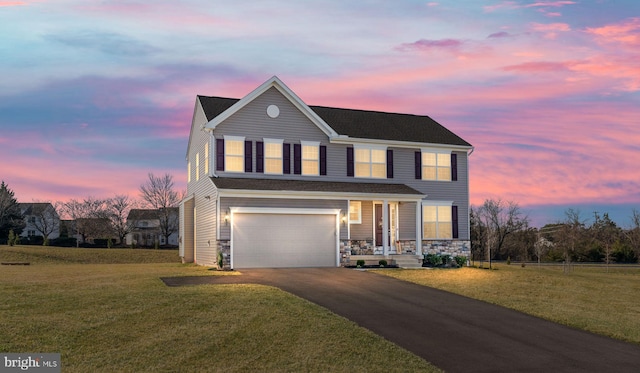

left=203, top=88, right=470, bottom=243
left=219, top=197, right=347, bottom=240
left=186, top=102, right=219, bottom=266
left=349, top=201, right=373, bottom=240
left=398, top=202, right=417, bottom=240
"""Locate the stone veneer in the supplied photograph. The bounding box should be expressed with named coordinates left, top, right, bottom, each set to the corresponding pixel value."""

left=218, top=239, right=470, bottom=268
left=217, top=240, right=231, bottom=269
left=422, top=240, right=471, bottom=258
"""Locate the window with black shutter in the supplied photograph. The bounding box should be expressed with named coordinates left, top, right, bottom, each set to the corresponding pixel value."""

left=347, top=147, right=354, bottom=177
left=320, top=145, right=327, bottom=176
left=255, top=141, right=264, bottom=173
left=216, top=138, right=224, bottom=171
left=283, top=143, right=291, bottom=174
left=451, top=153, right=458, bottom=181
left=293, top=144, right=302, bottom=175
left=452, top=205, right=459, bottom=239
left=386, top=149, right=393, bottom=179
left=414, top=151, right=421, bottom=179
left=244, top=141, right=253, bottom=173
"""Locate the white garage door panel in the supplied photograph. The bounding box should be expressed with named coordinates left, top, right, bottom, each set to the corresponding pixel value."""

left=233, top=213, right=336, bottom=268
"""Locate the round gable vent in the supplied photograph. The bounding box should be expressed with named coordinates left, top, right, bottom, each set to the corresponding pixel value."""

left=267, top=104, right=280, bottom=118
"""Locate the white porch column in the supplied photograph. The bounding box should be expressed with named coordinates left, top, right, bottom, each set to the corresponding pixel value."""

left=415, top=200, right=422, bottom=256
left=382, top=199, right=389, bottom=255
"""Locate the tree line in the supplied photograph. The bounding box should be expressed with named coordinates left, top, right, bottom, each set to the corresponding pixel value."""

left=471, top=199, right=640, bottom=266
left=0, top=173, right=183, bottom=247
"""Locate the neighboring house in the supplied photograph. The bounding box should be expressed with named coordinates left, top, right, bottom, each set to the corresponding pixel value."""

left=18, top=203, right=60, bottom=241
left=180, top=76, right=473, bottom=269
left=126, top=208, right=179, bottom=247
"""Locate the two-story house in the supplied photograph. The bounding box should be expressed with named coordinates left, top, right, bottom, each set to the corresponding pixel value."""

left=126, top=208, right=179, bottom=247
left=18, top=202, right=60, bottom=243
left=180, top=76, right=472, bottom=269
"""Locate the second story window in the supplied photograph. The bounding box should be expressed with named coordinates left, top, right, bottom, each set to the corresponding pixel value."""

left=225, top=136, right=245, bottom=172
left=264, top=139, right=283, bottom=174
left=301, top=141, right=319, bottom=176
left=355, top=146, right=386, bottom=178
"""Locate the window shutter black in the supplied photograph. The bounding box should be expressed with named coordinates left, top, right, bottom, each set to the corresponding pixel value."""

left=216, top=138, right=224, bottom=171
left=256, top=141, right=264, bottom=173
left=283, top=143, right=291, bottom=174
left=320, top=145, right=327, bottom=176
left=451, top=153, right=458, bottom=181
left=346, top=147, right=354, bottom=177
left=293, top=144, right=301, bottom=175
left=414, top=151, right=421, bottom=179
left=244, top=141, right=253, bottom=173
left=452, top=205, right=459, bottom=239
left=386, top=149, right=393, bottom=179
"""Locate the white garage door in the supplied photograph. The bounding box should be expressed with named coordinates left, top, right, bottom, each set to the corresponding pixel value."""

left=232, top=212, right=337, bottom=268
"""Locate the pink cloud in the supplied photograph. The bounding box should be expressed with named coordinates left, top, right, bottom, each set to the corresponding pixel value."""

left=396, top=38, right=463, bottom=52
left=0, top=1, right=26, bottom=6
left=502, top=61, right=573, bottom=73
left=530, top=22, right=571, bottom=39
left=585, top=17, right=640, bottom=46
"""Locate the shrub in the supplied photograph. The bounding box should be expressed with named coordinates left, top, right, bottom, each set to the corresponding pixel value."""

left=442, top=255, right=451, bottom=265
left=356, top=259, right=365, bottom=267
left=218, top=251, right=224, bottom=268
left=424, top=254, right=442, bottom=267
left=8, top=230, right=15, bottom=246
left=454, top=256, right=466, bottom=267
left=379, top=259, right=388, bottom=267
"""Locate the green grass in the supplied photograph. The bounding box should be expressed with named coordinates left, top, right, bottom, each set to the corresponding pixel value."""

left=378, top=264, right=640, bottom=345
left=0, top=245, right=180, bottom=264
left=0, top=246, right=439, bottom=373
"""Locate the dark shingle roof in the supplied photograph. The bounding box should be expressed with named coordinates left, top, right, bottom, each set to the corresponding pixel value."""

left=197, top=96, right=471, bottom=147
left=310, top=105, right=471, bottom=146
left=198, top=96, right=238, bottom=122
left=212, top=177, right=423, bottom=196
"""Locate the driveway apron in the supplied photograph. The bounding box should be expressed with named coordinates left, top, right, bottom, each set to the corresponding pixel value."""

left=163, top=268, right=640, bottom=372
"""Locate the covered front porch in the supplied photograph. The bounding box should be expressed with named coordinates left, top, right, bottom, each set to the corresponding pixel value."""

left=341, top=198, right=424, bottom=267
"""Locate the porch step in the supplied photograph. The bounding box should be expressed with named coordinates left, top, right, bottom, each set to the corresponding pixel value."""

left=391, top=255, right=422, bottom=269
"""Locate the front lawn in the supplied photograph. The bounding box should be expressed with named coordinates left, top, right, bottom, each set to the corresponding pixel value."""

left=379, top=264, right=640, bottom=345
left=0, top=246, right=438, bottom=372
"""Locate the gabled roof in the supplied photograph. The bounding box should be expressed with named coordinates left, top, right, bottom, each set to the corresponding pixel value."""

left=18, top=202, right=55, bottom=215
left=127, top=208, right=179, bottom=220
left=197, top=76, right=471, bottom=148
left=213, top=177, right=423, bottom=196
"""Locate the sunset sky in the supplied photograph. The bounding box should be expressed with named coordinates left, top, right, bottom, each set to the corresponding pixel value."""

left=1, top=1, right=639, bottom=227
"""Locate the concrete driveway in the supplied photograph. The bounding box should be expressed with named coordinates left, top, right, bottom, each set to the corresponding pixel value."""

left=162, top=268, right=640, bottom=372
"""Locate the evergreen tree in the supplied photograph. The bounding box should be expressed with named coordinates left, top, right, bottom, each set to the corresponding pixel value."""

left=0, top=181, right=25, bottom=241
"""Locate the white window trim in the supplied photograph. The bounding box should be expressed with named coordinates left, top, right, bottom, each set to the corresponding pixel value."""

left=264, top=138, right=284, bottom=175
left=349, top=201, right=362, bottom=224
left=421, top=148, right=452, bottom=182
left=224, top=135, right=245, bottom=173
left=195, top=153, right=200, bottom=181
left=422, top=200, right=453, bottom=240
left=301, top=140, right=320, bottom=176
left=354, top=144, right=387, bottom=179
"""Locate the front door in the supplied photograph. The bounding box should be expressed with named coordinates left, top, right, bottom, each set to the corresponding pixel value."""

left=375, top=204, right=383, bottom=246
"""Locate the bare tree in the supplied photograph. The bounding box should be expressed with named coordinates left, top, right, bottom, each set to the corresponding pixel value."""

left=626, top=209, right=640, bottom=263
left=591, top=212, right=621, bottom=272
left=27, top=203, right=60, bottom=245
left=139, top=173, right=183, bottom=246
left=59, top=197, right=110, bottom=246
left=557, top=209, right=587, bottom=273
left=476, top=198, right=529, bottom=268
left=106, top=195, right=140, bottom=245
